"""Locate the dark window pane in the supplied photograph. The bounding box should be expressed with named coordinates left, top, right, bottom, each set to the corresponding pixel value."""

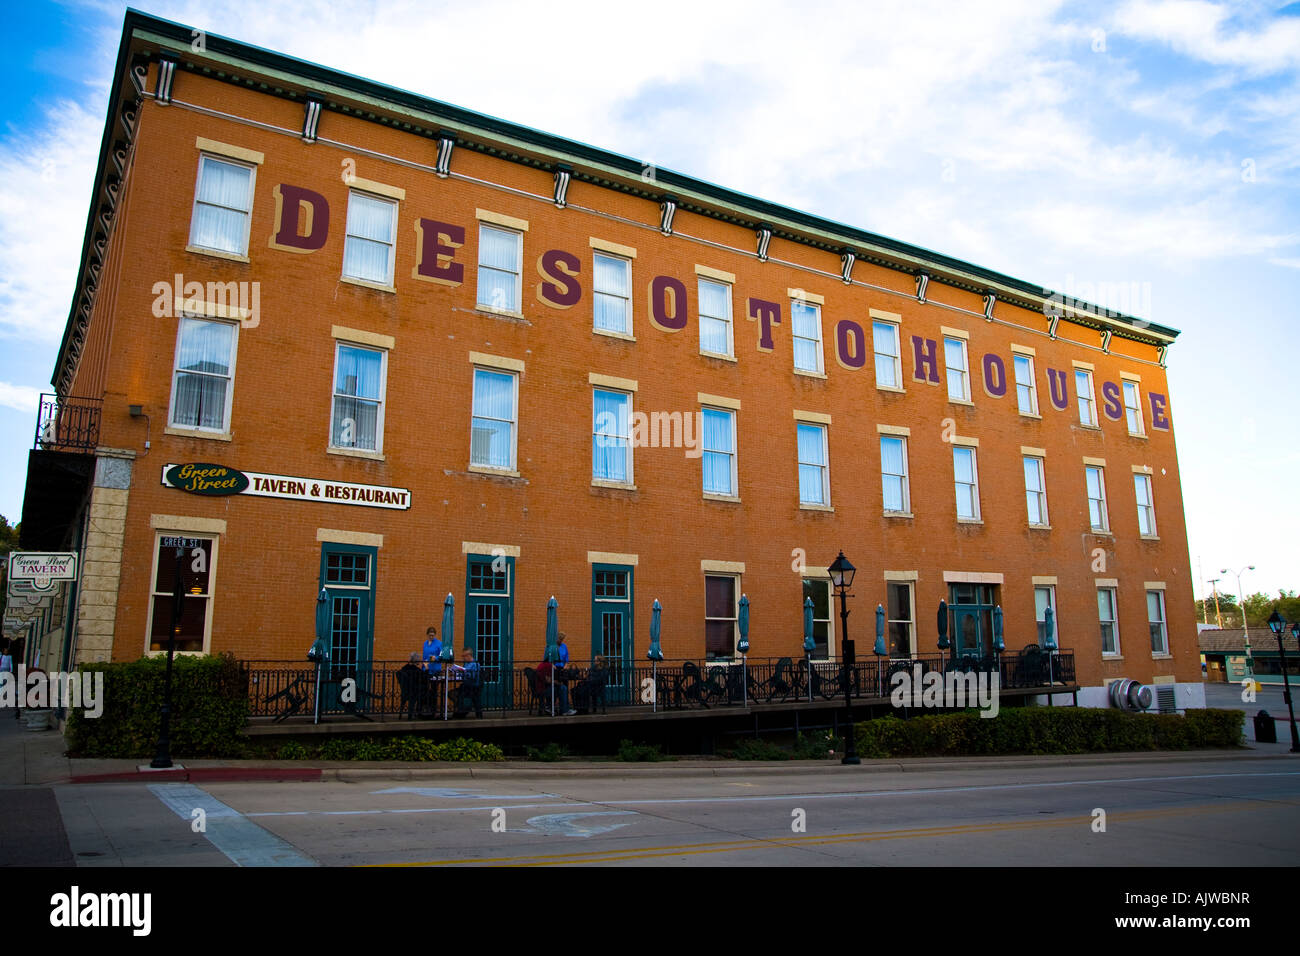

left=149, top=595, right=208, bottom=652
left=705, top=619, right=735, bottom=657
left=705, top=576, right=734, bottom=618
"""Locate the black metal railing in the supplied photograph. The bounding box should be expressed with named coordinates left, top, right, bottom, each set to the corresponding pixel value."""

left=34, top=393, right=102, bottom=453
left=242, top=649, right=1077, bottom=723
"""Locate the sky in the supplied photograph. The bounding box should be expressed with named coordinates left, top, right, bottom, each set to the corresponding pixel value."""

left=0, top=0, right=1296, bottom=600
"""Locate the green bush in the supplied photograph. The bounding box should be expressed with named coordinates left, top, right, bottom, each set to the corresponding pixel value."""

left=65, top=653, right=249, bottom=758
left=854, top=707, right=1246, bottom=759
left=731, top=738, right=790, bottom=760
left=617, top=739, right=667, bottom=761
left=523, top=742, right=568, bottom=762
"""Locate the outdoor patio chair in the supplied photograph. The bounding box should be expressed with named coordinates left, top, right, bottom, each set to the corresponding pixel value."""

left=523, top=666, right=552, bottom=716
left=765, top=657, right=795, bottom=702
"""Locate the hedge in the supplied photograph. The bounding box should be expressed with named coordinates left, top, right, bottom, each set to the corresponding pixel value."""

left=65, top=653, right=250, bottom=758
left=854, top=707, right=1245, bottom=759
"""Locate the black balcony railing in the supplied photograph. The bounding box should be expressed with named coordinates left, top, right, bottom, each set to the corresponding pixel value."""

left=242, top=650, right=1077, bottom=723
left=34, top=393, right=102, bottom=453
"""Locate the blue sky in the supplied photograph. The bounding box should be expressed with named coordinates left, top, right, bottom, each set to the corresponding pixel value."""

left=0, top=0, right=1296, bottom=601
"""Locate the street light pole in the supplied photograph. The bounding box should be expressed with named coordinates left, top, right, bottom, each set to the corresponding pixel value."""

left=828, top=552, right=859, bottom=766
left=151, top=541, right=185, bottom=769
left=1222, top=566, right=1255, bottom=677
left=1267, top=612, right=1300, bottom=753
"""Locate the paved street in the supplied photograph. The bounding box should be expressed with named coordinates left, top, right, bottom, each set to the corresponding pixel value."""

left=37, top=755, right=1300, bottom=867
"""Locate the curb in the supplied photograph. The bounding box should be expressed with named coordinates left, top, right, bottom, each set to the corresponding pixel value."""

left=61, top=747, right=1293, bottom=785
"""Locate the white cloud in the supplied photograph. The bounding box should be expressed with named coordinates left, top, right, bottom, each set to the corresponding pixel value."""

left=0, top=382, right=43, bottom=414
left=1113, top=0, right=1300, bottom=74
left=0, top=99, right=102, bottom=344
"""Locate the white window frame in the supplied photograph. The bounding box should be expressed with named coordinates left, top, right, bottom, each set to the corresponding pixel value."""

left=802, top=576, right=835, bottom=661
left=1014, top=353, right=1039, bottom=416
left=873, top=319, right=902, bottom=390
left=342, top=190, right=398, bottom=286
left=470, top=367, right=519, bottom=472
left=477, top=223, right=524, bottom=314
left=953, top=445, right=980, bottom=521
left=791, top=298, right=825, bottom=375
left=698, top=278, right=734, bottom=359
left=701, top=406, right=738, bottom=498
left=592, top=252, right=632, bottom=336
left=1086, top=465, right=1109, bottom=533
left=1098, top=586, right=1120, bottom=657
left=704, top=572, right=740, bottom=661
left=189, top=154, right=255, bottom=257
left=1123, top=380, right=1145, bottom=436
left=944, top=336, right=971, bottom=402
left=1034, top=585, right=1057, bottom=647
left=1147, top=589, right=1169, bottom=655
left=1024, top=455, right=1048, bottom=527
left=592, top=387, right=634, bottom=486
left=1134, top=472, right=1157, bottom=536
left=329, top=342, right=388, bottom=454
left=880, top=434, right=911, bottom=515
left=146, top=532, right=218, bottom=657
left=796, top=421, right=830, bottom=507
left=168, top=315, right=239, bottom=434
left=1076, top=369, right=1098, bottom=426
left=886, top=580, right=916, bottom=658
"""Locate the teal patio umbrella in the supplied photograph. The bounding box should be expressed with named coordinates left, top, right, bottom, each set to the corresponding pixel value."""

left=440, top=593, right=455, bottom=720
left=803, top=595, right=815, bottom=702
left=874, top=604, right=886, bottom=696
left=737, top=594, right=750, bottom=707
left=647, top=599, right=663, bottom=712
left=545, top=596, right=559, bottom=715
left=937, top=599, right=950, bottom=669
left=311, top=587, right=331, bottom=724
left=1043, top=605, right=1056, bottom=706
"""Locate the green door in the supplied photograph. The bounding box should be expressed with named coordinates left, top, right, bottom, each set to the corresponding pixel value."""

left=464, top=555, right=514, bottom=710
left=320, top=543, right=376, bottom=714
left=948, top=583, right=995, bottom=659
left=592, top=563, right=634, bottom=705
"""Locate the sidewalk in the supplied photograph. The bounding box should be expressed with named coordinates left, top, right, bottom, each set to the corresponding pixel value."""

left=0, top=713, right=1294, bottom=786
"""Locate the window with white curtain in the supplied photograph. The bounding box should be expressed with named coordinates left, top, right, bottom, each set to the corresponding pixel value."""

left=698, top=279, right=733, bottom=357
left=873, top=320, right=901, bottom=389
left=1086, top=465, right=1109, bottom=532
left=593, top=253, right=631, bottom=334
left=342, top=192, right=397, bottom=285
left=1123, top=381, right=1145, bottom=435
left=470, top=368, right=517, bottom=470
left=944, top=337, right=970, bottom=402
left=953, top=445, right=980, bottom=520
left=791, top=299, right=823, bottom=374
left=1147, top=589, right=1168, bottom=654
left=169, top=317, right=237, bottom=432
left=1034, top=585, right=1057, bottom=646
left=330, top=344, right=386, bottom=452
left=797, top=422, right=829, bottom=506
left=1134, top=473, right=1157, bottom=535
left=702, top=407, right=737, bottom=496
left=1014, top=353, right=1038, bottom=415
left=189, top=156, right=254, bottom=255
left=880, top=435, right=910, bottom=514
left=478, top=225, right=522, bottom=312
left=1076, top=369, right=1097, bottom=426
left=592, top=389, right=632, bottom=483
left=1098, top=587, right=1120, bottom=655
left=1024, top=456, right=1048, bottom=526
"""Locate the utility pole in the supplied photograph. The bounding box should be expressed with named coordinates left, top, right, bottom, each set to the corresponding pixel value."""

left=1208, top=577, right=1222, bottom=629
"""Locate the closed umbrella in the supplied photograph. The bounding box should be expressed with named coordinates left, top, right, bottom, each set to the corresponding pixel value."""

left=803, top=595, right=815, bottom=702
left=545, top=596, right=559, bottom=715
left=648, top=599, right=663, bottom=712
left=937, top=599, right=950, bottom=670
left=1043, top=605, right=1056, bottom=706
left=737, top=594, right=750, bottom=707
left=312, top=587, right=330, bottom=724
left=993, top=604, right=1005, bottom=695
left=874, top=604, right=886, bottom=697
left=440, top=593, right=455, bottom=720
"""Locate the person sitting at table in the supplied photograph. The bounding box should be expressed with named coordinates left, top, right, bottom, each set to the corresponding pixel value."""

left=572, top=655, right=609, bottom=714
left=535, top=658, right=574, bottom=716
left=451, top=648, right=483, bottom=718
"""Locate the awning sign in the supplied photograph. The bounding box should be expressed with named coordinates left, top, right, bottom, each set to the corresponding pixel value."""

left=162, top=465, right=410, bottom=510
left=7, top=553, right=77, bottom=592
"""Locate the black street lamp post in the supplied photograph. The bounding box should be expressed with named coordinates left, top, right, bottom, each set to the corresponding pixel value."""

left=829, top=551, right=859, bottom=766
left=151, top=540, right=186, bottom=769
left=1266, top=611, right=1300, bottom=753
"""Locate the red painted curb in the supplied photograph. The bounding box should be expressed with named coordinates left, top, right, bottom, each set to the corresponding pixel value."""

left=69, top=767, right=323, bottom=784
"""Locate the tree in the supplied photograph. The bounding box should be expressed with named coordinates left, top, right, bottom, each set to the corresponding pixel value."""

left=0, top=514, right=17, bottom=622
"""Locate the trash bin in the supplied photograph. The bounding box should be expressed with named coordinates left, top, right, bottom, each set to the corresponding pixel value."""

left=1254, top=710, right=1277, bottom=743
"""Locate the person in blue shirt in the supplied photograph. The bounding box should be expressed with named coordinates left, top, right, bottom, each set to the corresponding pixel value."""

left=421, top=625, right=442, bottom=715
left=556, top=631, right=570, bottom=669
left=452, top=648, right=483, bottom=718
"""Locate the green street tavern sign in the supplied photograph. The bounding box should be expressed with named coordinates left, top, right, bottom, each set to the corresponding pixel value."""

left=162, top=463, right=411, bottom=510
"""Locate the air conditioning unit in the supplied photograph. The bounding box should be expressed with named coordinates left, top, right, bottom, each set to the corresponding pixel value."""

left=1109, top=678, right=1152, bottom=712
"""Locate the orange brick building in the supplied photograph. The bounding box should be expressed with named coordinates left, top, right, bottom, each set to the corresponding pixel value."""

left=21, top=11, right=1202, bottom=710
